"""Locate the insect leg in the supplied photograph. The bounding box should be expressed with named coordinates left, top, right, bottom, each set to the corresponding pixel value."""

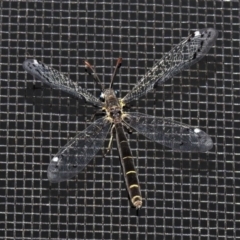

left=86, top=109, right=106, bottom=122
left=103, top=124, right=115, bottom=157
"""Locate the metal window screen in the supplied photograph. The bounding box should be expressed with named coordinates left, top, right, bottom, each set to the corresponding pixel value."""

left=0, top=1, right=239, bottom=239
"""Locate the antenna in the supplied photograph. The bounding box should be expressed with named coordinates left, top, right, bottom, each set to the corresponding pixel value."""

left=84, top=60, right=105, bottom=91
left=109, top=57, right=122, bottom=89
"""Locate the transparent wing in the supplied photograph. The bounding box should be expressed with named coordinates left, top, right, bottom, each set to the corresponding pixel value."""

left=124, top=112, right=213, bottom=152
left=23, top=59, right=103, bottom=107
left=47, top=117, right=111, bottom=182
left=122, top=28, right=218, bottom=104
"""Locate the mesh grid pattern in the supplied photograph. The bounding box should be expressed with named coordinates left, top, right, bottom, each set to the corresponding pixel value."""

left=0, top=1, right=239, bottom=239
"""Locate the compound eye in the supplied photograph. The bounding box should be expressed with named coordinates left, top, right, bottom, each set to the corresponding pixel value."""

left=99, top=92, right=105, bottom=102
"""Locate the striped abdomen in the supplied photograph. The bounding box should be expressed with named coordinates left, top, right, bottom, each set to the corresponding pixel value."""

left=114, top=122, right=142, bottom=208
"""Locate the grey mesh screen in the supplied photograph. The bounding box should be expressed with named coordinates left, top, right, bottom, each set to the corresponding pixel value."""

left=0, top=1, right=239, bottom=239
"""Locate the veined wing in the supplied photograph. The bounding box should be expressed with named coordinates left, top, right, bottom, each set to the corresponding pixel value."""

left=23, top=59, right=103, bottom=107
left=122, top=28, right=218, bottom=104
left=47, top=117, right=111, bottom=182
left=124, top=112, right=213, bottom=152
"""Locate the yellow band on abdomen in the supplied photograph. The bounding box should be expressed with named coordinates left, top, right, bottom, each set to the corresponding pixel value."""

left=129, top=184, right=139, bottom=189
left=126, top=171, right=136, bottom=175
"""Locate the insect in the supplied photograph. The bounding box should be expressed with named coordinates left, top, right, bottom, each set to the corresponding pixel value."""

left=23, top=28, right=218, bottom=209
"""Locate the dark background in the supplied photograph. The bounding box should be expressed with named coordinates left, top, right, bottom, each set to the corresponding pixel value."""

left=0, top=1, right=239, bottom=239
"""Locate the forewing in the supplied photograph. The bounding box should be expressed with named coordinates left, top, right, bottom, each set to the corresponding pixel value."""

left=125, top=112, right=213, bottom=152
left=23, top=59, right=103, bottom=107
left=47, top=117, right=111, bottom=182
left=122, top=28, right=218, bottom=104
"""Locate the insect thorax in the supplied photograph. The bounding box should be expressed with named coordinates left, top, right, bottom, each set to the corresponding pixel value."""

left=103, top=89, right=123, bottom=123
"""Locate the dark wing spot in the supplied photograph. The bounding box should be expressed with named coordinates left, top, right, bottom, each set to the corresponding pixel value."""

left=192, top=52, right=197, bottom=59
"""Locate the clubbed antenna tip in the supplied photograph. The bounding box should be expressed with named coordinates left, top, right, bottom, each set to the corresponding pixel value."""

left=84, top=60, right=105, bottom=91
left=109, top=57, right=122, bottom=89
